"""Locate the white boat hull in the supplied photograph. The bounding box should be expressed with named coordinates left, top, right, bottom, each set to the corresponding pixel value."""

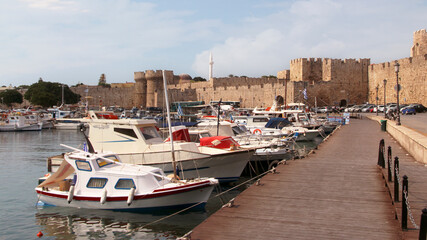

left=251, top=147, right=293, bottom=162
left=36, top=180, right=215, bottom=211
left=54, top=123, right=81, bottom=130
left=0, top=123, right=42, bottom=132
left=294, top=130, right=319, bottom=141
left=118, top=150, right=253, bottom=182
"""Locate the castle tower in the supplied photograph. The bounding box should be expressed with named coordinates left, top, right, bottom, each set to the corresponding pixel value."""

left=411, top=29, right=427, bottom=57
left=145, top=70, right=163, bottom=108
left=134, top=72, right=146, bottom=108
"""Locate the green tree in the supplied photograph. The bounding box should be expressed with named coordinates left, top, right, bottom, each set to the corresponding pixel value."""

left=98, top=74, right=110, bottom=88
left=192, top=77, right=207, bottom=82
left=0, top=89, right=23, bottom=107
left=24, top=80, right=81, bottom=108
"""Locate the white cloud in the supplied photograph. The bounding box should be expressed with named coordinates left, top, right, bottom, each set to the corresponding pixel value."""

left=192, top=0, right=427, bottom=79
left=193, top=29, right=287, bottom=78
left=23, top=0, right=84, bottom=12
left=1, top=0, right=427, bottom=86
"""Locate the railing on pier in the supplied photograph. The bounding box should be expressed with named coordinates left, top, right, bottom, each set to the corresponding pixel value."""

left=377, top=139, right=427, bottom=239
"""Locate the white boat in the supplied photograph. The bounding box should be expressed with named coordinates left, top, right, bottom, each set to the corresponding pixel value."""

left=188, top=121, right=294, bottom=166
left=36, top=148, right=217, bottom=211
left=53, top=118, right=83, bottom=130
left=0, top=115, right=42, bottom=132
left=77, top=72, right=254, bottom=183
left=81, top=116, right=254, bottom=182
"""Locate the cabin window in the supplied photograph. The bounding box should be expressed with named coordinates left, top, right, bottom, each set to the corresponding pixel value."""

left=96, top=155, right=119, bottom=168
left=114, top=128, right=138, bottom=139
left=200, top=132, right=211, bottom=138
left=87, top=178, right=108, bottom=188
left=190, top=134, right=200, bottom=143
left=140, top=126, right=160, bottom=140
left=253, top=118, right=269, bottom=123
left=115, top=179, right=135, bottom=189
left=232, top=126, right=245, bottom=135
left=76, top=160, right=92, bottom=171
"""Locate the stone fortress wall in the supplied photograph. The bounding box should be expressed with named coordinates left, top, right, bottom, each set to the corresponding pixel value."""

left=368, top=29, right=427, bottom=106
left=72, top=29, right=426, bottom=109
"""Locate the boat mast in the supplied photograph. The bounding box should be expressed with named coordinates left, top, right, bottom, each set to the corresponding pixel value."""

left=162, top=70, right=178, bottom=180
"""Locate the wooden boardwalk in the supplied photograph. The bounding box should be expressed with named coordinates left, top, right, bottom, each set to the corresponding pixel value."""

left=188, top=119, right=405, bottom=240
left=377, top=128, right=427, bottom=239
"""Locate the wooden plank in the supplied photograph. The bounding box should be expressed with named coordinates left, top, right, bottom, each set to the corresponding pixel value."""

left=189, top=119, right=404, bottom=240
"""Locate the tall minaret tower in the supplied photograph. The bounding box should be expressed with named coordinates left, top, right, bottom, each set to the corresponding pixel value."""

left=209, top=52, right=214, bottom=80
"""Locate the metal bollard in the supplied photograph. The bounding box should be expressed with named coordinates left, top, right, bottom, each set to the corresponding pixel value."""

left=394, top=157, right=400, bottom=202
left=388, top=146, right=392, bottom=182
left=418, top=208, right=427, bottom=240
left=402, top=175, right=408, bottom=230
left=378, top=139, right=385, bottom=168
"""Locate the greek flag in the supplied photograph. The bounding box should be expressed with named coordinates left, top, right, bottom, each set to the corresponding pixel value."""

left=83, top=142, right=88, bottom=152
left=177, top=103, right=184, bottom=116
left=303, top=88, right=307, bottom=100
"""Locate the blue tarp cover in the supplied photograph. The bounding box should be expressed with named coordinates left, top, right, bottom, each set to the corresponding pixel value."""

left=264, top=118, right=292, bottom=129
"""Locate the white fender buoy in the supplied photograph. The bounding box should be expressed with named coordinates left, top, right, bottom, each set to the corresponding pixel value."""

left=127, top=187, right=135, bottom=206
left=100, top=189, right=107, bottom=204
left=67, top=185, right=75, bottom=204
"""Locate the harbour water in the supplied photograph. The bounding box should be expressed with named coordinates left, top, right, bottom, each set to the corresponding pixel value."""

left=0, top=129, right=321, bottom=239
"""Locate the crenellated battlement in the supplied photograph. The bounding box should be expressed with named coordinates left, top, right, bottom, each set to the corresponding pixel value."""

left=370, top=54, right=427, bottom=72
left=83, top=29, right=425, bottom=109
left=411, top=29, right=427, bottom=57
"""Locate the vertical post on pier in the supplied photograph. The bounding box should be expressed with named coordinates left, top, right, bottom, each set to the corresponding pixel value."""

left=394, top=157, right=400, bottom=202
left=418, top=208, right=427, bottom=240
left=388, top=146, right=392, bottom=182
left=402, top=175, right=408, bottom=230
left=378, top=139, right=385, bottom=168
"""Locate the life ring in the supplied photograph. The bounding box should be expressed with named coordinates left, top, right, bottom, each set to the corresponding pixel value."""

left=253, top=129, right=262, bottom=134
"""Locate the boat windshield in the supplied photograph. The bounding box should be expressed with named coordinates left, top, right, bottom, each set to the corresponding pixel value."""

left=139, top=126, right=161, bottom=140
left=96, top=155, right=120, bottom=168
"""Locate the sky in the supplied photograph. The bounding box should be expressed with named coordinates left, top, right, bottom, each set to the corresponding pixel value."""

left=0, top=0, right=426, bottom=87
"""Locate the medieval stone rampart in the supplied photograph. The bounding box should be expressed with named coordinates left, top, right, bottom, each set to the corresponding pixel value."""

left=69, top=29, right=426, bottom=110
left=411, top=29, right=427, bottom=57
left=71, top=85, right=135, bottom=109
left=288, top=57, right=370, bottom=107
left=368, top=55, right=427, bottom=106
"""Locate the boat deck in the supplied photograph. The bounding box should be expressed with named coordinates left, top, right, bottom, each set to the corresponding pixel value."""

left=188, top=118, right=412, bottom=239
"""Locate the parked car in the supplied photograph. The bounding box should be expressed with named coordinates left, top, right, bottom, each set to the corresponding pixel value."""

left=409, top=104, right=427, bottom=113
left=375, top=105, right=384, bottom=112
left=361, top=105, right=375, bottom=112
left=318, top=106, right=331, bottom=113
left=386, top=104, right=398, bottom=113
left=401, top=106, right=416, bottom=115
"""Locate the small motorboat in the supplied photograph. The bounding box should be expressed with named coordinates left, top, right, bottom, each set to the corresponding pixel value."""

left=36, top=145, right=218, bottom=211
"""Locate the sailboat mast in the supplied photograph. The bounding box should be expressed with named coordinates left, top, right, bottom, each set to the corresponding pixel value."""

left=162, top=70, right=178, bottom=180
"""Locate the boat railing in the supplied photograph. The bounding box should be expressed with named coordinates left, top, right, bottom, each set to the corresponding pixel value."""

left=115, top=149, right=213, bottom=165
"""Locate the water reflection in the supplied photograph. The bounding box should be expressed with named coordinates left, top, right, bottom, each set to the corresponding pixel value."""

left=35, top=206, right=209, bottom=239
left=28, top=132, right=324, bottom=239
left=34, top=181, right=246, bottom=239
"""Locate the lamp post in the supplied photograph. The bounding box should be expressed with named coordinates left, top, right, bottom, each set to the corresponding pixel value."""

left=394, top=61, right=401, bottom=125
left=383, top=79, right=387, bottom=118
left=375, top=86, right=379, bottom=116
